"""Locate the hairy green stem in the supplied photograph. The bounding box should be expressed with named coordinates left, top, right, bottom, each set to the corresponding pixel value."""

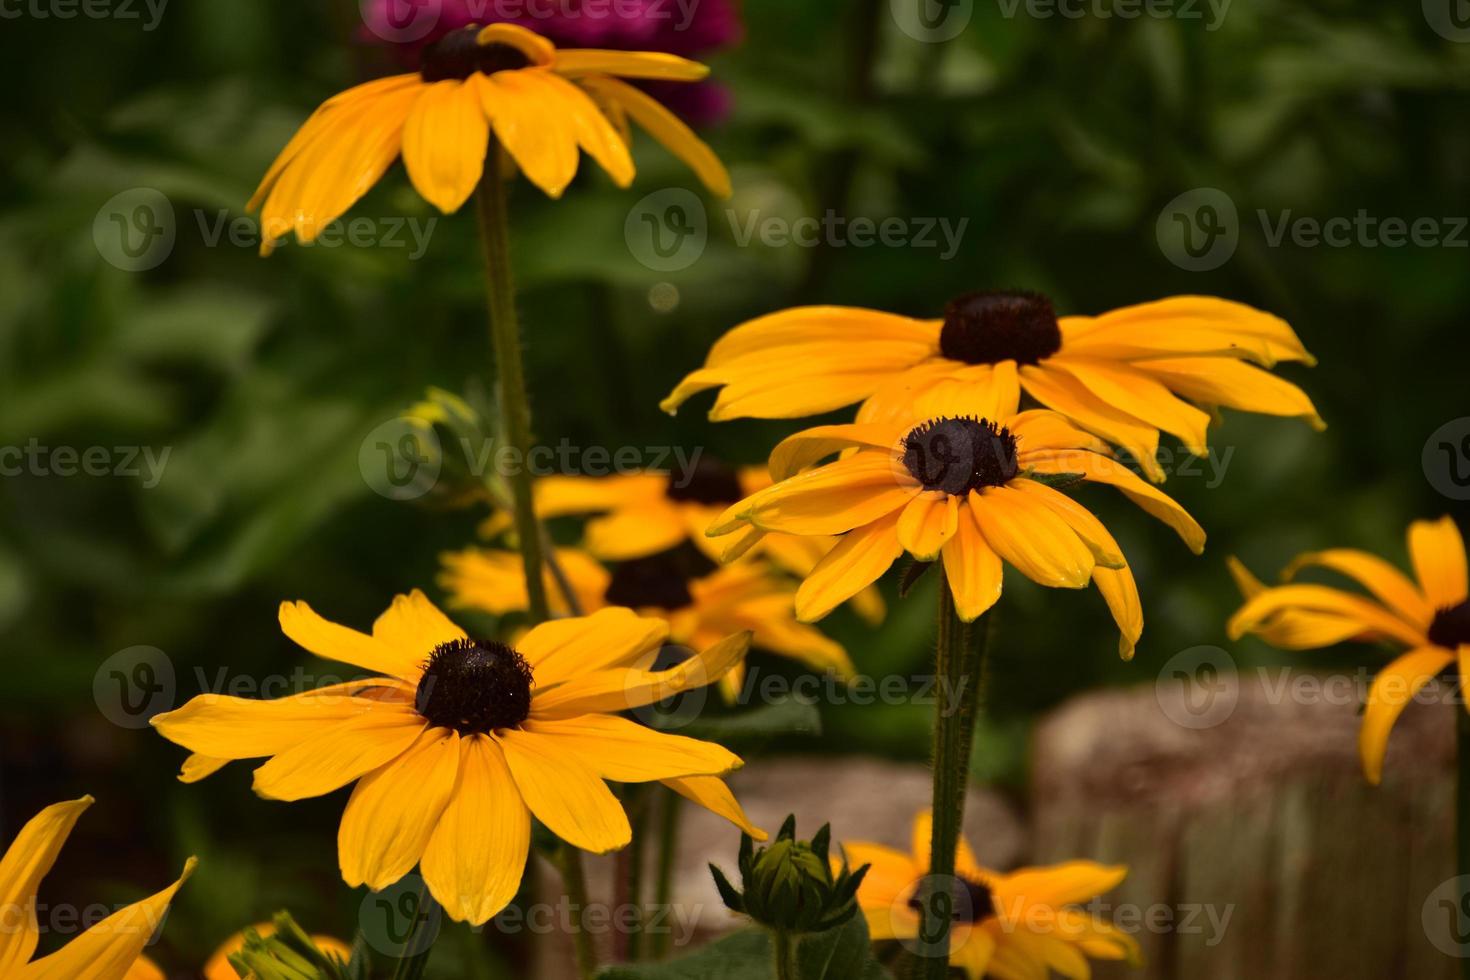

left=773, top=929, right=799, bottom=980
left=918, top=571, right=989, bottom=979
left=554, top=844, right=600, bottom=980
left=650, top=788, right=682, bottom=960
left=475, top=143, right=548, bottom=625
left=388, top=882, right=437, bottom=980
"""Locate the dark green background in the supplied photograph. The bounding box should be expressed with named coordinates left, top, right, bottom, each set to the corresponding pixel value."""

left=2, top=0, right=1468, bottom=972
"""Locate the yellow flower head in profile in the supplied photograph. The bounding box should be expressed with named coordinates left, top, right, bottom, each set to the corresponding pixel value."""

left=0, top=797, right=194, bottom=980
left=250, top=22, right=731, bottom=254
left=151, top=592, right=760, bottom=925
left=843, top=812, right=1140, bottom=980
left=440, top=544, right=855, bottom=700
left=708, top=387, right=1204, bottom=659
left=662, top=291, right=1321, bottom=481
left=1228, top=516, right=1469, bottom=784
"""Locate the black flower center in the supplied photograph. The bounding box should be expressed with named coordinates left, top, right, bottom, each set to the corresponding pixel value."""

left=939, top=290, right=1062, bottom=366
left=665, top=456, right=744, bottom=506
left=603, top=544, right=717, bottom=611
left=902, top=417, right=1018, bottom=496
left=420, top=28, right=532, bottom=82
left=907, top=874, right=997, bottom=923
left=415, top=638, right=533, bottom=735
left=1430, top=600, right=1470, bottom=650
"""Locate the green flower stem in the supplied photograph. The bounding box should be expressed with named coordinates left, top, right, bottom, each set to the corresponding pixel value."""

left=554, top=843, right=600, bottom=980
left=1459, top=708, right=1470, bottom=980
left=772, top=929, right=799, bottom=980
left=918, top=570, right=990, bottom=980
left=389, top=882, right=437, bottom=980
left=650, top=787, right=682, bottom=960
left=475, top=141, right=549, bottom=625
left=621, top=787, right=650, bottom=962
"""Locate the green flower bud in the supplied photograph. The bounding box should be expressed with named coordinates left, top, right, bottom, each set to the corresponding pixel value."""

left=226, top=912, right=361, bottom=980
left=709, top=816, right=869, bottom=934
left=402, top=386, right=499, bottom=509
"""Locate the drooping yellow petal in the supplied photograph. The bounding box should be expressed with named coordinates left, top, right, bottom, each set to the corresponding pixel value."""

left=534, top=71, right=636, bottom=187
left=897, top=493, right=960, bottom=561
left=1408, top=516, right=1468, bottom=610
left=1134, top=357, right=1323, bottom=430
left=1005, top=410, right=1110, bottom=456
left=251, top=706, right=426, bottom=801
left=519, top=607, right=669, bottom=685
left=402, top=79, right=490, bottom=213
left=577, top=75, right=730, bottom=197
left=279, top=600, right=425, bottom=682
left=995, top=861, right=1129, bottom=909
left=522, top=715, right=740, bottom=782
left=479, top=70, right=580, bottom=198
left=1010, top=479, right=1126, bottom=569
left=1228, top=584, right=1427, bottom=649
left=124, top=958, right=164, bottom=980
left=970, top=486, right=1094, bottom=589
left=179, top=754, right=230, bottom=783
left=1046, top=356, right=1212, bottom=456
left=477, top=23, right=556, bottom=65
left=951, top=927, right=998, bottom=980
left=496, top=729, right=630, bottom=853
left=339, top=730, right=461, bottom=890
left=1018, top=365, right=1164, bottom=482
left=529, top=631, right=749, bottom=717
left=1061, top=296, right=1314, bottom=366
left=420, top=735, right=531, bottom=926
left=662, top=776, right=767, bottom=840
left=1283, top=548, right=1433, bottom=628
left=1360, top=646, right=1453, bottom=785
left=728, top=454, right=917, bottom=537
left=767, top=423, right=909, bottom=482
left=19, top=857, right=195, bottom=980
left=795, top=511, right=905, bottom=622
left=1020, top=450, right=1205, bottom=554
left=151, top=685, right=401, bottom=761
left=941, top=504, right=1004, bottom=623
left=554, top=50, right=710, bottom=81
left=0, top=797, right=93, bottom=974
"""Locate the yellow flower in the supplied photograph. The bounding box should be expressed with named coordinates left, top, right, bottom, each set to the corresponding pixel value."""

left=0, top=797, right=194, bottom=980
left=440, top=544, right=855, bottom=699
left=250, top=23, right=730, bottom=255
left=707, top=385, right=1203, bottom=658
left=151, top=592, right=760, bottom=925
left=662, top=292, right=1321, bottom=481
left=1228, top=515, right=1469, bottom=784
left=844, top=812, right=1140, bottom=980
left=497, top=461, right=884, bottom=622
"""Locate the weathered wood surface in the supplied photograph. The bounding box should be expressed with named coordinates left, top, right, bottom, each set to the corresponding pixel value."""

left=1031, top=673, right=1457, bottom=980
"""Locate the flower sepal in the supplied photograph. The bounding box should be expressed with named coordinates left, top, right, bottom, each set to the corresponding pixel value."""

left=226, top=912, right=364, bottom=980
left=710, top=816, right=869, bottom=934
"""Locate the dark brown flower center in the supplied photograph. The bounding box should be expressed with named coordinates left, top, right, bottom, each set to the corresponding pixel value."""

left=907, top=874, right=998, bottom=923
left=1429, top=600, right=1470, bottom=650
left=902, top=417, right=1018, bottom=495
left=420, top=28, right=532, bottom=82
left=939, top=290, right=1062, bottom=366
left=603, top=544, right=717, bottom=612
left=665, top=456, right=744, bottom=506
left=415, top=638, right=533, bottom=734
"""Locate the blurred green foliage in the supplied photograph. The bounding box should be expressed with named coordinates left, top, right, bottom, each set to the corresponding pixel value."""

left=2, top=0, right=1469, bottom=973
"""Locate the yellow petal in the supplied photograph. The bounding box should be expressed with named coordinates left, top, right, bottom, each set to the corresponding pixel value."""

left=734, top=454, right=917, bottom=537
left=477, top=23, right=556, bottom=65
left=795, top=511, right=905, bottom=622
left=536, top=72, right=635, bottom=187
left=1283, top=548, right=1433, bottom=628
left=554, top=50, right=710, bottom=81
left=339, top=730, right=461, bottom=890
left=586, top=504, right=689, bottom=560
left=1228, top=583, right=1427, bottom=649
left=20, top=857, right=195, bottom=980
left=1360, top=647, right=1453, bottom=784
left=496, top=729, right=630, bottom=853
left=280, top=600, right=424, bottom=682
left=124, top=958, right=164, bottom=980
left=0, top=797, right=93, bottom=974
left=402, top=79, right=489, bottom=213
left=529, top=631, right=749, bottom=717
left=1009, top=480, right=1126, bottom=569
left=1135, top=357, right=1323, bottom=430
left=371, top=590, right=467, bottom=667
left=420, top=735, right=531, bottom=926
left=768, top=423, right=909, bottom=482
left=896, top=493, right=959, bottom=561
left=577, top=75, right=730, bottom=196
left=1020, top=451, right=1205, bottom=554
left=1408, top=516, right=1468, bottom=610
left=1046, top=356, right=1213, bottom=456
left=662, top=776, right=767, bottom=840
left=520, top=607, right=670, bottom=685
left=179, top=754, right=229, bottom=783
left=151, top=685, right=400, bottom=760
left=970, top=486, right=1095, bottom=589
left=251, top=707, right=426, bottom=801
left=1062, top=296, right=1313, bottom=365
left=523, top=714, right=741, bottom=781
left=1018, top=366, right=1164, bottom=482
left=479, top=71, right=579, bottom=198
left=941, top=507, right=1004, bottom=623
left=995, top=862, right=1129, bottom=908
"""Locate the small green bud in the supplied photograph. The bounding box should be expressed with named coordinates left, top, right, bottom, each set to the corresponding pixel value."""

left=225, top=913, right=360, bottom=980
left=402, top=386, right=500, bottom=508
left=709, top=815, right=869, bottom=934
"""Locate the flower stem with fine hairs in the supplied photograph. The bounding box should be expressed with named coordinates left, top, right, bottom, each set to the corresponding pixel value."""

left=388, top=882, right=438, bottom=980
left=475, top=140, right=549, bottom=625
left=773, top=929, right=799, bottom=980
left=1459, top=707, right=1470, bottom=980
left=554, top=843, right=600, bottom=980
left=918, top=571, right=990, bottom=980
left=650, top=787, right=682, bottom=960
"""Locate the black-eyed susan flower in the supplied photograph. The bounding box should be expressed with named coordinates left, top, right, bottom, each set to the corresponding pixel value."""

left=440, top=544, right=855, bottom=699
left=844, top=812, right=1140, bottom=980
left=503, top=459, right=884, bottom=622
left=1228, top=516, right=1469, bottom=784
left=151, top=592, right=759, bottom=925
left=250, top=22, right=730, bottom=254
left=662, top=291, right=1321, bottom=481
left=0, top=797, right=194, bottom=980
left=707, top=386, right=1204, bottom=658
